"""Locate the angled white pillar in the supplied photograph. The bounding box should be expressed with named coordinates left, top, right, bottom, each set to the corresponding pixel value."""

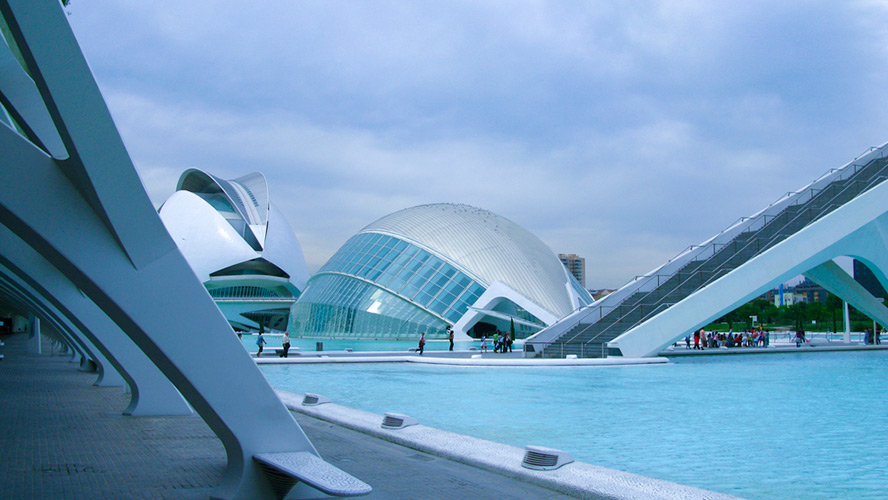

left=0, top=2, right=362, bottom=498
left=0, top=225, right=191, bottom=415
left=26, top=312, right=40, bottom=354
left=804, top=260, right=888, bottom=333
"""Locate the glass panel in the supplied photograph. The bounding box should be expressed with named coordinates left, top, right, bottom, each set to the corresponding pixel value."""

left=388, top=275, right=407, bottom=292
left=400, top=282, right=421, bottom=300
left=429, top=298, right=449, bottom=314
left=393, top=240, right=409, bottom=253
left=414, top=290, right=434, bottom=306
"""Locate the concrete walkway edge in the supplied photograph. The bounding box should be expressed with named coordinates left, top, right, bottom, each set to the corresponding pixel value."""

left=276, top=389, right=743, bottom=500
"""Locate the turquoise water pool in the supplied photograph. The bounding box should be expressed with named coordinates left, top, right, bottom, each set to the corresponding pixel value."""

left=261, top=351, right=888, bottom=499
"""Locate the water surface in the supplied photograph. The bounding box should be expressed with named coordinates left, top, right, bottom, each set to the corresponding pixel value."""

left=261, top=351, right=888, bottom=499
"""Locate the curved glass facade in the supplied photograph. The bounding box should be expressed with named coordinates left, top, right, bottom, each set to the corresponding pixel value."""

left=291, top=274, right=449, bottom=338
left=319, top=232, right=486, bottom=323
left=291, top=232, right=489, bottom=338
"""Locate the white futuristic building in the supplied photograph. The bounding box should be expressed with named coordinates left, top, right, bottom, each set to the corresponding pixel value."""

left=159, top=169, right=310, bottom=331
left=290, top=203, right=592, bottom=340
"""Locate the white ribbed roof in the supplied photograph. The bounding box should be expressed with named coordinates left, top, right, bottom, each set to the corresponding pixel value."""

left=361, top=203, right=575, bottom=317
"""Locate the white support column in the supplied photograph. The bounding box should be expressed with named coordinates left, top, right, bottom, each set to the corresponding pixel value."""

left=843, top=301, right=851, bottom=343
left=27, top=312, right=40, bottom=354
left=0, top=235, right=191, bottom=415
left=804, top=260, right=888, bottom=334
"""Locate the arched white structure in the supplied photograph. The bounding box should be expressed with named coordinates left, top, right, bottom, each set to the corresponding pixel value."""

left=160, top=169, right=310, bottom=331
left=292, top=203, right=592, bottom=339
left=0, top=2, right=368, bottom=498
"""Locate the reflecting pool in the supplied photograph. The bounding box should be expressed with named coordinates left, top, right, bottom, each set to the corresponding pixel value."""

left=261, top=351, right=888, bottom=500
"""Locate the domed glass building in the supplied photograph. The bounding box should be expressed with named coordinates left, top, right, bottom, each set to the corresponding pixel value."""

left=290, top=204, right=592, bottom=340
left=159, top=169, right=310, bottom=331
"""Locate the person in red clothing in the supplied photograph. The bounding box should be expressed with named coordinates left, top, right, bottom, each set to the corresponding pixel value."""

left=418, top=332, right=426, bottom=355
left=693, top=329, right=700, bottom=350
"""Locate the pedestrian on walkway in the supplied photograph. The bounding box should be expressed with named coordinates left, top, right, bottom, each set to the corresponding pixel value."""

left=418, top=332, right=426, bottom=355
left=448, top=327, right=454, bottom=351
left=280, top=331, right=291, bottom=358
left=256, top=332, right=266, bottom=356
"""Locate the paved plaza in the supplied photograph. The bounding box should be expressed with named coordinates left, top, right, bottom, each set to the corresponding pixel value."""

left=0, top=333, right=577, bottom=499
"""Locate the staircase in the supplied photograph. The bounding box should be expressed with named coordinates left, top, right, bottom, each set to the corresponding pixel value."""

left=530, top=147, right=888, bottom=358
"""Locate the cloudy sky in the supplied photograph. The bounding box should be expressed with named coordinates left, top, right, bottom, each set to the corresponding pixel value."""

left=66, top=1, right=888, bottom=288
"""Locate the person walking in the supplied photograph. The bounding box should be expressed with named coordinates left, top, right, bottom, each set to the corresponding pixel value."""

left=280, top=331, right=291, bottom=358
left=448, top=327, right=454, bottom=351
left=256, top=332, right=266, bottom=357
left=418, top=332, right=426, bottom=355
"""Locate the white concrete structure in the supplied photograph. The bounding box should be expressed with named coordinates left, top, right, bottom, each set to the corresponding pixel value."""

left=0, top=1, right=367, bottom=498
left=528, top=144, right=888, bottom=358
left=607, top=145, right=888, bottom=357
left=291, top=203, right=592, bottom=340
left=160, top=169, right=310, bottom=331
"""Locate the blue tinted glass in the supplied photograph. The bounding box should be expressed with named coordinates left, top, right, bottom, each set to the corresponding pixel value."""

left=425, top=256, right=443, bottom=271
left=405, top=272, right=427, bottom=291
left=430, top=270, right=452, bottom=290
left=403, top=257, right=424, bottom=276
left=442, top=279, right=464, bottom=297
left=401, top=283, right=421, bottom=300
left=414, top=291, right=434, bottom=306
left=375, top=268, right=396, bottom=287
left=416, top=263, right=437, bottom=283
left=388, top=276, right=407, bottom=291
left=429, top=298, right=449, bottom=314
left=439, top=265, right=457, bottom=281
left=437, top=290, right=457, bottom=305
left=393, top=246, right=418, bottom=266
left=444, top=308, right=462, bottom=322
left=414, top=250, right=430, bottom=265
left=453, top=274, right=471, bottom=290
left=393, top=240, right=409, bottom=253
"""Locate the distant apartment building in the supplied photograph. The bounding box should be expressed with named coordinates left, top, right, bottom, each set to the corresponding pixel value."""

left=763, top=278, right=829, bottom=307
left=854, top=259, right=887, bottom=299
left=793, top=278, right=828, bottom=304
left=558, top=253, right=586, bottom=288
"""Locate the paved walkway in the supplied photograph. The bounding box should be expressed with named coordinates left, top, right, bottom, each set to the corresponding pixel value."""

left=0, top=333, right=577, bottom=499
left=662, top=341, right=888, bottom=357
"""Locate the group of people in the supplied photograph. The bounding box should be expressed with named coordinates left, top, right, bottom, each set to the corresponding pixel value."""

left=863, top=327, right=882, bottom=345
left=480, top=331, right=513, bottom=353
left=687, top=327, right=770, bottom=350
left=251, top=331, right=291, bottom=357
left=417, top=326, right=455, bottom=355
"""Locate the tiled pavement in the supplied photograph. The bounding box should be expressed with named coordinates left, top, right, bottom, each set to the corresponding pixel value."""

left=0, top=333, right=576, bottom=499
